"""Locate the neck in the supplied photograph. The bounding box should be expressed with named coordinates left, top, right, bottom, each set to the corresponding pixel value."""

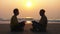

left=14, top=15, right=17, bottom=16
left=41, top=15, right=45, bottom=17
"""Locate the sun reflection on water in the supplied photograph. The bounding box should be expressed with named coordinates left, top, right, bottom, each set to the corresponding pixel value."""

left=25, top=21, right=32, bottom=24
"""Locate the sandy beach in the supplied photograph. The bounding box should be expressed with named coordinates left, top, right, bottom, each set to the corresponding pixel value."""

left=0, top=23, right=60, bottom=34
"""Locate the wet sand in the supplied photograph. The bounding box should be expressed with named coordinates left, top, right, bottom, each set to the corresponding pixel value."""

left=0, top=23, right=60, bottom=34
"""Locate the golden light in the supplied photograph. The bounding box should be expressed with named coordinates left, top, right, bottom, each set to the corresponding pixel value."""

left=26, top=17, right=32, bottom=18
left=26, top=21, right=32, bottom=24
left=26, top=1, right=32, bottom=7
left=25, top=17, right=33, bottom=24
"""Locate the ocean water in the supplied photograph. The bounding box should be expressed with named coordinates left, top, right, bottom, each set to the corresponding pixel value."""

left=0, top=20, right=60, bottom=24
left=0, top=20, right=60, bottom=34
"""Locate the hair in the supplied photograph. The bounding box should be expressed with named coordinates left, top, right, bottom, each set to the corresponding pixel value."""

left=13, top=8, right=19, bottom=14
left=39, top=9, right=45, bottom=16
left=40, top=9, right=45, bottom=14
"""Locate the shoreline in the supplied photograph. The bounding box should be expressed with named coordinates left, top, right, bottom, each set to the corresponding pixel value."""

left=0, top=22, right=60, bottom=24
left=0, top=22, right=60, bottom=34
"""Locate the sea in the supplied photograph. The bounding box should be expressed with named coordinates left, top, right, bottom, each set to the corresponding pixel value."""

left=0, top=19, right=60, bottom=24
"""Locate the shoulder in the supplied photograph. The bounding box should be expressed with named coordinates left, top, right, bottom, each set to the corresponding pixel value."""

left=12, top=15, right=16, bottom=18
left=44, top=15, right=47, bottom=19
left=11, top=16, right=16, bottom=20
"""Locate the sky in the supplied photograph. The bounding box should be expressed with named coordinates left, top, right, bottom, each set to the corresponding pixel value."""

left=0, top=0, right=60, bottom=20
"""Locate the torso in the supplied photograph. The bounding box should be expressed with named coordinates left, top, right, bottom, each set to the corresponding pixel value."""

left=39, top=15, right=47, bottom=25
left=10, top=16, right=18, bottom=26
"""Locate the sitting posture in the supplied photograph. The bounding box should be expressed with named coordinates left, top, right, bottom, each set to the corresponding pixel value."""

left=10, top=8, right=25, bottom=32
left=31, top=21, right=40, bottom=32
left=31, top=9, right=48, bottom=32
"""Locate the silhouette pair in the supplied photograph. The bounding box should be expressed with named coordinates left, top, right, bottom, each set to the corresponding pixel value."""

left=10, top=8, right=48, bottom=32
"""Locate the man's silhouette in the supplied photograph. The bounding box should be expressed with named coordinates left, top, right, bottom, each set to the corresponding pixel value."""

left=39, top=9, right=48, bottom=32
left=31, top=9, right=48, bottom=32
left=10, top=8, right=25, bottom=32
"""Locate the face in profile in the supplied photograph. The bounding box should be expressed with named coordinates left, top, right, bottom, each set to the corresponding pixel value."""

left=39, top=9, right=45, bottom=16
left=13, top=8, right=19, bottom=16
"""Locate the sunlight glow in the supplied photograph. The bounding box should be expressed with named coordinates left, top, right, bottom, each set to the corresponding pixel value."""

left=26, top=1, right=32, bottom=7
left=26, top=21, right=32, bottom=24
left=26, top=17, right=32, bottom=18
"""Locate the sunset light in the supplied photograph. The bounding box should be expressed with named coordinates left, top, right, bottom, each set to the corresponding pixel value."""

left=0, top=0, right=60, bottom=34
left=26, top=21, right=32, bottom=24
left=0, top=0, right=60, bottom=20
left=26, top=1, right=32, bottom=7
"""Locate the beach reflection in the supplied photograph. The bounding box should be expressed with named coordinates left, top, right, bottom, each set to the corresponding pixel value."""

left=25, top=21, right=32, bottom=24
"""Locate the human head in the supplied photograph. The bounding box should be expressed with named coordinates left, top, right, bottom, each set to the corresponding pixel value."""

left=13, top=8, right=19, bottom=16
left=39, top=9, right=45, bottom=16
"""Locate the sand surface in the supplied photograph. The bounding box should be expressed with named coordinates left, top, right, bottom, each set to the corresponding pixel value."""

left=0, top=23, right=60, bottom=34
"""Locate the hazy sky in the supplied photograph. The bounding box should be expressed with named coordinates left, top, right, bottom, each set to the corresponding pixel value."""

left=0, top=0, right=60, bottom=19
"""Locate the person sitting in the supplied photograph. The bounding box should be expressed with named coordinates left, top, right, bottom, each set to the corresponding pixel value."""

left=31, top=9, right=48, bottom=32
left=10, top=8, right=25, bottom=32
left=39, top=9, right=48, bottom=32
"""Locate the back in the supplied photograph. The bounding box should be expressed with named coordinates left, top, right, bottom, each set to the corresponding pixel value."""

left=39, top=15, right=47, bottom=26
left=10, top=16, right=18, bottom=26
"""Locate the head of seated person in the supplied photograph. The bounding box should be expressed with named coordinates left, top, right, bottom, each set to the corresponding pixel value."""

left=39, top=9, right=45, bottom=16
left=13, top=8, right=19, bottom=16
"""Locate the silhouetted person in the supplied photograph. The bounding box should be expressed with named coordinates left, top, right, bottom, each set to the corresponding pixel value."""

left=39, top=9, right=48, bottom=32
left=31, top=9, right=48, bottom=32
left=10, top=8, right=25, bottom=32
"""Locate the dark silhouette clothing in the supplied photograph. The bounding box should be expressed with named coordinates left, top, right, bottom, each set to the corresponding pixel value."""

left=31, top=9, right=48, bottom=32
left=31, top=15, right=47, bottom=32
left=31, top=21, right=41, bottom=31
left=39, top=15, right=47, bottom=26
left=10, top=15, right=25, bottom=32
left=10, top=16, right=18, bottom=27
left=10, top=8, right=26, bottom=32
left=39, top=15, right=47, bottom=32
